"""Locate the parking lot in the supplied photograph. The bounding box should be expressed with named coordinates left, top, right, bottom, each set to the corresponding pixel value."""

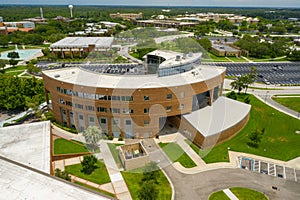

left=239, top=157, right=299, bottom=182
left=204, top=62, right=300, bottom=85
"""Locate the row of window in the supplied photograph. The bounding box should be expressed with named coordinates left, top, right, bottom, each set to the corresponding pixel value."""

left=56, top=87, right=133, bottom=101
left=59, top=98, right=185, bottom=113
left=57, top=87, right=185, bottom=101
left=65, top=110, right=151, bottom=126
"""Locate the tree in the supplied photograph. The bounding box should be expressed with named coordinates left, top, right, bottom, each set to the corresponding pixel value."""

left=230, top=76, right=246, bottom=94
left=55, top=168, right=71, bottom=181
left=248, top=128, right=264, bottom=148
left=81, top=155, right=98, bottom=175
left=83, top=126, right=104, bottom=152
left=197, top=37, right=212, bottom=51
left=0, top=59, right=6, bottom=71
left=137, top=180, right=159, bottom=200
left=9, top=59, right=18, bottom=66
left=7, top=51, right=20, bottom=59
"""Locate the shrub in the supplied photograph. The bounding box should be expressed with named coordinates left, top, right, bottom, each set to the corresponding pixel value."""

left=81, top=155, right=98, bottom=175
left=55, top=168, right=71, bottom=181
left=108, top=135, right=114, bottom=140
left=118, top=136, right=123, bottom=141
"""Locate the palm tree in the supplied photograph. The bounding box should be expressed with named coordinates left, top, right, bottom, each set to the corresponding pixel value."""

left=83, top=126, right=104, bottom=152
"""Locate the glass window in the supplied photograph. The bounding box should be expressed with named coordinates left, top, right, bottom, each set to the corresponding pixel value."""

left=110, top=108, right=120, bottom=113
left=144, top=96, right=150, bottom=101
left=144, top=108, right=149, bottom=114
left=89, top=116, right=95, bottom=122
left=167, top=94, right=172, bottom=99
left=144, top=120, right=149, bottom=125
left=85, top=105, right=94, bottom=111
left=59, top=98, right=64, bottom=104
left=79, top=115, right=84, bottom=120
left=179, top=104, right=184, bottom=110
left=179, top=92, right=185, bottom=98
left=100, top=118, right=106, bottom=124
left=123, top=108, right=134, bottom=114
left=97, top=107, right=107, bottom=113
left=166, top=106, right=172, bottom=112
left=125, top=120, right=131, bottom=125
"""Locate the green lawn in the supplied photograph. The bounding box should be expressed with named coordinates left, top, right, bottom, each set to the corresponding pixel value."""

left=4, top=65, right=27, bottom=72
left=200, top=94, right=300, bottom=163
left=226, top=56, right=248, bottom=62
left=209, top=191, right=230, bottom=200
left=65, top=160, right=110, bottom=185
left=74, top=181, right=115, bottom=198
left=0, top=46, right=15, bottom=52
left=107, top=143, right=123, bottom=168
left=54, top=138, right=89, bottom=155
left=230, top=187, right=267, bottom=200
left=121, top=168, right=172, bottom=200
left=159, top=142, right=196, bottom=168
left=202, top=52, right=229, bottom=62
left=272, top=97, right=300, bottom=112
left=185, top=139, right=201, bottom=155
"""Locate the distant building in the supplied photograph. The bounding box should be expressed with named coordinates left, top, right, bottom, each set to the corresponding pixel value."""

left=110, top=12, right=143, bottom=20
left=0, top=21, right=35, bottom=34
left=136, top=19, right=197, bottom=28
left=50, top=37, right=114, bottom=58
left=211, top=43, right=241, bottom=57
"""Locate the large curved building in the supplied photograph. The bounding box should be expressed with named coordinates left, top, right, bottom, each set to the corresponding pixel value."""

left=42, top=50, right=250, bottom=148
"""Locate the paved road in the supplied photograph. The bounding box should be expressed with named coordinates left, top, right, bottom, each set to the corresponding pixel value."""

left=163, top=166, right=300, bottom=200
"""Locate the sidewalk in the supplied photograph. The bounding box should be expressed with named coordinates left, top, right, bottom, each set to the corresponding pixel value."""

left=99, top=141, right=132, bottom=200
left=157, top=132, right=300, bottom=174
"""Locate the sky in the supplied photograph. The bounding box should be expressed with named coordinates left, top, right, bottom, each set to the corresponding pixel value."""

left=1, top=0, right=300, bottom=7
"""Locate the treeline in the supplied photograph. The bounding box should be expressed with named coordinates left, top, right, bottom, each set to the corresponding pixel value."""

left=0, top=75, right=45, bottom=110
left=0, top=6, right=299, bottom=21
left=234, top=35, right=290, bottom=58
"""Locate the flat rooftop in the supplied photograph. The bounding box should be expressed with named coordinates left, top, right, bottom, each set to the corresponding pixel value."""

left=0, top=157, right=110, bottom=200
left=146, top=50, right=202, bottom=69
left=183, top=97, right=251, bottom=137
left=0, top=121, right=51, bottom=174
left=43, top=65, right=225, bottom=89
left=212, top=44, right=240, bottom=52
left=50, top=37, right=114, bottom=49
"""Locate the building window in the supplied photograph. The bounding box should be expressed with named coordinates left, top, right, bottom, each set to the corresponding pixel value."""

left=59, top=98, right=64, bottom=104
left=144, top=96, right=150, bottom=101
left=167, top=94, right=172, bottom=99
left=85, top=105, right=95, bottom=111
left=123, top=108, right=134, bottom=114
left=97, top=107, right=107, bottom=113
left=89, top=116, right=95, bottom=122
left=144, top=120, right=149, bottom=125
left=56, top=87, right=61, bottom=92
left=166, top=106, right=172, bottom=112
left=110, top=108, right=120, bottom=113
left=179, top=92, right=185, bottom=98
left=179, top=104, right=184, bottom=110
left=100, top=118, right=106, bottom=124
left=144, top=108, right=149, bottom=114
left=75, top=104, right=83, bottom=109
left=66, top=101, right=72, bottom=107
left=69, top=111, right=74, bottom=117
left=125, top=119, right=132, bottom=125
left=79, top=114, right=84, bottom=120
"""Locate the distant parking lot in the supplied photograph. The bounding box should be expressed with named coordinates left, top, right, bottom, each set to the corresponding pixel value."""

left=204, top=62, right=300, bottom=85
left=239, top=156, right=299, bottom=182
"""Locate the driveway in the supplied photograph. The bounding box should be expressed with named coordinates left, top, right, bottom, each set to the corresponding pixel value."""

left=163, top=166, right=300, bottom=200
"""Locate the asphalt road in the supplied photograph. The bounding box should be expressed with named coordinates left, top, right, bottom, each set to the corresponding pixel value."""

left=163, top=166, right=300, bottom=200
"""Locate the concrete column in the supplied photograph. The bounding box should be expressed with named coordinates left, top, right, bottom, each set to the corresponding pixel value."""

left=209, top=89, right=214, bottom=106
